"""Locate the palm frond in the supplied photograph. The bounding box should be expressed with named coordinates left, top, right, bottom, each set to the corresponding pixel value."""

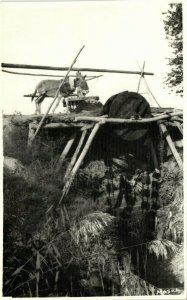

left=69, top=211, right=115, bottom=244
left=148, top=239, right=180, bottom=259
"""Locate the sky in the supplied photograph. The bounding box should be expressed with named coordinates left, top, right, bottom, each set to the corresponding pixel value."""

left=1, top=0, right=184, bottom=115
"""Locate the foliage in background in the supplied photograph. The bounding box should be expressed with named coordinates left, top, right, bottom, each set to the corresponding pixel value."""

left=163, top=3, right=183, bottom=95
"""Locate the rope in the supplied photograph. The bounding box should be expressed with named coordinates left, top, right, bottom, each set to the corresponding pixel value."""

left=2, top=69, right=102, bottom=80
left=136, top=60, right=161, bottom=107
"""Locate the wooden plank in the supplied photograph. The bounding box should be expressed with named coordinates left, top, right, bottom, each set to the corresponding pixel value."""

left=2, top=63, right=154, bottom=76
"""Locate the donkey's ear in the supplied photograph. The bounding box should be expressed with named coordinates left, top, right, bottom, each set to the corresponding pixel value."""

left=83, top=75, right=87, bottom=79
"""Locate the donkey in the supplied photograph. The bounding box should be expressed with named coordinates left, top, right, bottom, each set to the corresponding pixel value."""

left=31, top=71, right=89, bottom=114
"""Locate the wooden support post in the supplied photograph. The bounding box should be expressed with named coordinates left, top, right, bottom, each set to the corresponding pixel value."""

left=57, top=132, right=77, bottom=170
left=159, top=122, right=183, bottom=169
left=137, top=61, right=145, bottom=92
left=63, top=129, right=87, bottom=183
left=58, top=122, right=102, bottom=207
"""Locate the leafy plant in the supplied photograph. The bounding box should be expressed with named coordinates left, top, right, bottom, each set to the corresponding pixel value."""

left=148, top=239, right=180, bottom=259
left=163, top=3, right=183, bottom=95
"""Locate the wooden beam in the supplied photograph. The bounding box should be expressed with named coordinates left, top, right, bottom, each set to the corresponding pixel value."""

left=1, top=63, right=154, bottom=76
left=74, top=112, right=183, bottom=124
left=159, top=122, right=183, bottom=169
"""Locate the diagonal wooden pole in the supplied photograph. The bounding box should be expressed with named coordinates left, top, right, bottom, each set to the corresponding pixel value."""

left=58, top=121, right=103, bottom=207
left=63, top=129, right=88, bottom=183
left=137, top=61, right=145, bottom=92
left=57, top=132, right=77, bottom=171
left=28, top=45, right=85, bottom=148
left=137, top=61, right=161, bottom=107
left=159, top=122, right=183, bottom=169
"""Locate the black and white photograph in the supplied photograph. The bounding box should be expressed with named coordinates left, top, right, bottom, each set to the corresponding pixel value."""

left=1, top=0, right=185, bottom=298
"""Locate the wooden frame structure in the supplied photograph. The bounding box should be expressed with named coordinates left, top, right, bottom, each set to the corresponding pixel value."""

left=25, top=109, right=183, bottom=206
left=2, top=50, right=183, bottom=208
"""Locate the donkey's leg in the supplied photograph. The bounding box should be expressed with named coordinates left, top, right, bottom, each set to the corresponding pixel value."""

left=38, top=103, right=42, bottom=114
left=65, top=98, right=70, bottom=113
left=35, top=94, right=45, bottom=114
left=35, top=103, right=37, bottom=114
left=36, top=103, right=39, bottom=114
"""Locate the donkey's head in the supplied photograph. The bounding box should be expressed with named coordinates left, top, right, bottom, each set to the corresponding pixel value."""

left=75, top=71, right=89, bottom=96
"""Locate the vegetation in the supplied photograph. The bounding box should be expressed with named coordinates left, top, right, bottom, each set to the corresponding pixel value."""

left=163, top=3, right=183, bottom=95
left=3, top=117, right=184, bottom=297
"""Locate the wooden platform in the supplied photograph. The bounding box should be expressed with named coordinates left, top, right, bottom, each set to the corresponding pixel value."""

left=3, top=106, right=183, bottom=126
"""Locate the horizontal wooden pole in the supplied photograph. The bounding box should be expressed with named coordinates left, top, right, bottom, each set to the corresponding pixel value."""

left=30, top=122, right=84, bottom=129
left=1, top=63, right=154, bottom=76
left=74, top=112, right=183, bottom=124
left=29, top=116, right=183, bottom=129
